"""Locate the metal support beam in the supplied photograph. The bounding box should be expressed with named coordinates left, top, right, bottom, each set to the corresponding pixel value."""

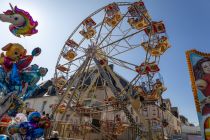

left=93, top=58, right=142, bottom=137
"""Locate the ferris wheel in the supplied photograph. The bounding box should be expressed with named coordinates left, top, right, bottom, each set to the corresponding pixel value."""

left=52, top=1, right=170, bottom=139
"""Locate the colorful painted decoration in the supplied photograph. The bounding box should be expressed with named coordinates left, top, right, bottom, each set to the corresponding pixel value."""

left=79, top=17, right=96, bottom=39
left=141, top=36, right=170, bottom=57
left=65, top=39, right=79, bottom=48
left=104, top=3, right=122, bottom=27
left=63, top=50, right=77, bottom=61
left=144, top=21, right=166, bottom=36
left=56, top=64, right=69, bottom=73
left=135, top=62, right=160, bottom=75
left=128, top=17, right=149, bottom=30
left=133, top=80, right=166, bottom=102
left=129, top=1, right=147, bottom=15
left=54, top=77, right=67, bottom=91
left=105, top=3, right=120, bottom=17
left=186, top=50, right=210, bottom=140
left=127, top=1, right=151, bottom=30
left=0, top=3, right=38, bottom=37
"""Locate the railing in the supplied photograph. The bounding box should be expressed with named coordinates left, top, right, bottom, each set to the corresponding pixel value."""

left=45, top=121, right=148, bottom=140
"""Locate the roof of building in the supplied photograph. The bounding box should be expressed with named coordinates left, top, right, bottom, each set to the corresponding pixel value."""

left=29, top=80, right=56, bottom=98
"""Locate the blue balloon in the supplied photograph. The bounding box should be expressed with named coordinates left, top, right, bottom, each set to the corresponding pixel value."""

left=0, top=135, right=10, bottom=140
left=7, top=96, right=23, bottom=117
left=10, top=63, right=21, bottom=86
left=31, top=128, right=44, bottom=138
left=0, top=67, right=9, bottom=94
left=19, top=122, right=34, bottom=135
left=21, top=65, right=48, bottom=100
left=28, top=112, right=41, bottom=123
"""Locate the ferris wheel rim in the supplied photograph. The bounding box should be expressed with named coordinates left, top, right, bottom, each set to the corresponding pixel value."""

left=54, top=1, right=154, bottom=81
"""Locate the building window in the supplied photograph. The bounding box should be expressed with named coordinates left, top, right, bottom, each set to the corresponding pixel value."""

left=152, top=121, right=157, bottom=126
left=25, top=102, right=30, bottom=108
left=136, top=116, right=138, bottom=122
left=66, top=114, right=70, bottom=121
left=131, top=108, right=133, bottom=114
left=41, top=101, right=47, bottom=112
left=143, top=110, right=148, bottom=117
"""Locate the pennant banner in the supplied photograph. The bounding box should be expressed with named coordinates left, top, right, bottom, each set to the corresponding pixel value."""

left=186, top=50, right=210, bottom=140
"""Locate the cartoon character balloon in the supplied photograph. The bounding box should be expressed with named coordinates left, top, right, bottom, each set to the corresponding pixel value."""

left=0, top=43, right=47, bottom=118
left=7, top=112, right=48, bottom=139
left=0, top=3, right=38, bottom=37
left=22, top=64, right=48, bottom=100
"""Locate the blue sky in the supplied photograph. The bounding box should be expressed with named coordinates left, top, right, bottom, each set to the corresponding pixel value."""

left=0, top=0, right=210, bottom=125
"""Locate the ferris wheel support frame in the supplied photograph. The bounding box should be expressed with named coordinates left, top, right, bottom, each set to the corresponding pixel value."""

left=93, top=57, right=142, bottom=137
left=60, top=57, right=91, bottom=120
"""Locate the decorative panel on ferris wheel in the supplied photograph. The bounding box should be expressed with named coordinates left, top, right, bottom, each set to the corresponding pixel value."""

left=104, top=3, right=122, bottom=28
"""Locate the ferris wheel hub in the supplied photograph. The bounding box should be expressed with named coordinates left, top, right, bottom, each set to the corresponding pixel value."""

left=85, top=43, right=97, bottom=57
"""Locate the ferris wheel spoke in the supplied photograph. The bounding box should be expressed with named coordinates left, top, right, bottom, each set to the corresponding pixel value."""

left=98, top=28, right=146, bottom=52
left=78, top=58, right=94, bottom=89
left=83, top=72, right=100, bottom=99
left=104, top=53, right=138, bottom=67
left=102, top=35, right=138, bottom=57
left=76, top=47, right=86, bottom=53
left=97, top=33, right=127, bottom=59
left=109, top=59, right=137, bottom=72
left=103, top=24, right=133, bottom=48
left=97, top=11, right=129, bottom=47
left=109, top=44, right=140, bottom=57
left=102, top=56, right=137, bottom=73
left=96, top=29, right=130, bottom=57
left=61, top=58, right=92, bottom=120
left=96, top=13, right=107, bottom=44
left=52, top=58, right=91, bottom=117
left=117, top=26, right=134, bottom=49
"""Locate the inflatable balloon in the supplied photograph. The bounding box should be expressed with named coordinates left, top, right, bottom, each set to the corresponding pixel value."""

left=19, top=121, right=36, bottom=134
left=7, top=112, right=47, bottom=139
left=39, top=116, right=51, bottom=129
left=22, top=65, right=48, bottom=100
left=7, top=124, right=19, bottom=135
left=17, top=47, right=41, bottom=71
left=7, top=97, right=23, bottom=117
left=0, top=135, right=10, bottom=140
left=0, top=67, right=9, bottom=94
left=0, top=3, right=38, bottom=37
left=14, top=113, right=27, bottom=124
left=0, top=43, right=26, bottom=72
left=28, top=112, right=41, bottom=123
left=0, top=44, right=47, bottom=118
left=31, top=128, right=44, bottom=138
left=0, top=115, right=11, bottom=127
